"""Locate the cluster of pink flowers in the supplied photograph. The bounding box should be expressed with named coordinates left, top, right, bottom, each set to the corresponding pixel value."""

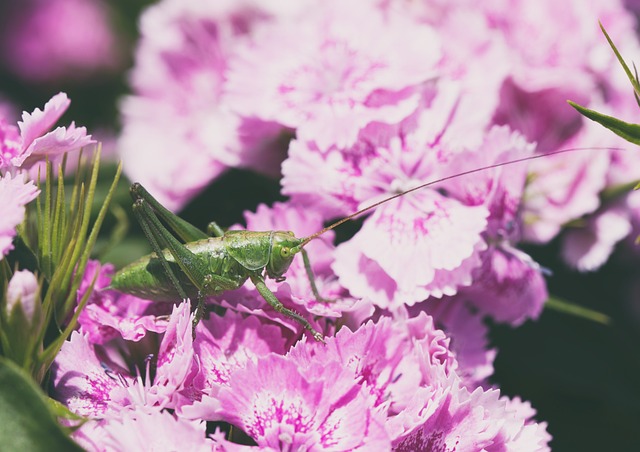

left=43, top=0, right=640, bottom=449
left=55, top=269, right=549, bottom=450
left=120, top=0, right=640, bottom=270
left=0, top=93, right=94, bottom=260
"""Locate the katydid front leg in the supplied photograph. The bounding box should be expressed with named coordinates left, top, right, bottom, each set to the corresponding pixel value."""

left=250, top=273, right=325, bottom=343
left=301, top=249, right=335, bottom=303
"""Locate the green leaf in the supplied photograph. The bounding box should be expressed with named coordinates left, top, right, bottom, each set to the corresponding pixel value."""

left=545, top=296, right=611, bottom=325
left=598, top=21, right=640, bottom=98
left=0, top=358, right=83, bottom=451
left=567, top=101, right=640, bottom=145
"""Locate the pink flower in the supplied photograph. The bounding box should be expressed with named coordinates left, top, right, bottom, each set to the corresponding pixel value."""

left=119, top=0, right=288, bottom=211
left=522, top=142, right=610, bottom=244
left=461, top=246, right=549, bottom=326
left=177, top=310, right=289, bottom=420
left=289, top=314, right=457, bottom=415
left=0, top=0, right=123, bottom=82
left=76, top=408, right=215, bottom=452
left=225, top=0, right=441, bottom=150
left=0, top=173, right=39, bottom=259
left=77, top=261, right=169, bottom=344
left=390, top=377, right=551, bottom=451
left=562, top=205, right=632, bottom=272
left=420, top=299, right=497, bottom=387
left=50, top=332, right=134, bottom=418
left=0, top=92, right=94, bottom=171
left=441, top=126, right=534, bottom=234
left=6, top=269, right=39, bottom=321
left=333, top=191, right=488, bottom=309
left=284, top=108, right=500, bottom=309
left=433, top=126, right=549, bottom=325
left=482, top=0, right=635, bottom=96
left=53, top=301, right=196, bottom=419
left=215, top=354, right=391, bottom=450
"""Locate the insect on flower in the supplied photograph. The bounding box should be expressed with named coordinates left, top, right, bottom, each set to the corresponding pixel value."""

left=109, top=147, right=617, bottom=342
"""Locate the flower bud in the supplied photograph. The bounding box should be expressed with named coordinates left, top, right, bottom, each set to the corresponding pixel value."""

left=6, top=269, right=39, bottom=321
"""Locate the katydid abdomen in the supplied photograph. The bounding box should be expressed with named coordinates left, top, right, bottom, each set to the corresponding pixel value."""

left=110, top=237, right=251, bottom=301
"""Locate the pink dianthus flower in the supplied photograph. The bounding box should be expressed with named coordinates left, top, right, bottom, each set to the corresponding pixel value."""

left=225, top=0, right=441, bottom=151
left=0, top=173, right=39, bottom=260
left=119, top=0, right=290, bottom=211
left=0, top=92, right=94, bottom=171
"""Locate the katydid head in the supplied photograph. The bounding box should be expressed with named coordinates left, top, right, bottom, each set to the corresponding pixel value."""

left=267, top=231, right=305, bottom=281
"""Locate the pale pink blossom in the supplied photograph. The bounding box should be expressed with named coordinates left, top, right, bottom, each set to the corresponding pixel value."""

left=76, top=408, right=214, bottom=452
left=6, top=269, right=39, bottom=321
left=225, top=0, right=441, bottom=150
left=119, top=0, right=290, bottom=211
left=522, top=140, right=610, bottom=244
left=280, top=77, right=562, bottom=314
left=177, top=311, right=288, bottom=420
left=432, top=126, right=549, bottom=325
left=50, top=332, right=135, bottom=418
left=441, top=126, right=534, bottom=234
left=461, top=246, right=549, bottom=326
left=77, top=261, right=169, bottom=344
left=562, top=205, right=633, bottom=271
left=288, top=314, right=457, bottom=415
left=332, top=191, right=488, bottom=309
left=390, top=376, right=551, bottom=451
left=482, top=0, right=635, bottom=112
left=400, top=4, right=512, bottom=150
left=0, top=92, right=94, bottom=171
left=215, top=354, right=391, bottom=450
left=420, top=299, right=497, bottom=387
left=0, top=173, right=39, bottom=259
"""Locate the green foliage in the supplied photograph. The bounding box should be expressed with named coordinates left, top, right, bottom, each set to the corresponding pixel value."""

left=568, top=101, right=640, bottom=145
left=568, top=22, right=640, bottom=145
left=0, top=357, right=83, bottom=452
left=545, top=296, right=611, bottom=325
left=0, top=149, right=122, bottom=383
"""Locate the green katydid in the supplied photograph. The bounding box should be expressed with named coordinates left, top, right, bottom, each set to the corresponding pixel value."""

left=109, top=147, right=617, bottom=342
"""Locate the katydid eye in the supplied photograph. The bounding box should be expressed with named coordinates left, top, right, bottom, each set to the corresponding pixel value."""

left=280, top=247, right=290, bottom=258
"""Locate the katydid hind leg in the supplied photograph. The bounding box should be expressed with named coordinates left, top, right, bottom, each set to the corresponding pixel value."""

left=132, top=199, right=189, bottom=301
left=301, top=249, right=335, bottom=303
left=133, top=196, right=211, bottom=295
left=130, top=183, right=208, bottom=242
left=250, top=273, right=325, bottom=342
